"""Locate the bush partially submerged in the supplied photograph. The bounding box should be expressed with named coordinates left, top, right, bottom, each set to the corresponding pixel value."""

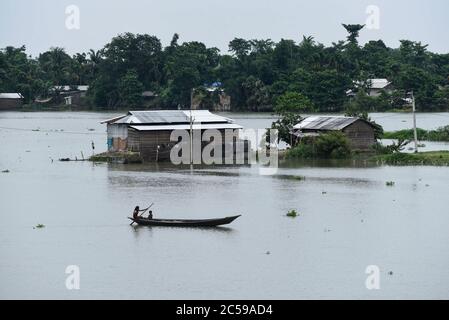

left=372, top=139, right=410, bottom=154
left=286, top=209, right=299, bottom=218
left=374, top=151, right=449, bottom=166
left=286, top=132, right=352, bottom=159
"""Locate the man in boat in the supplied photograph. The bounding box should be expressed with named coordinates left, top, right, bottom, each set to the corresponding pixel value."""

left=132, top=206, right=148, bottom=220
left=148, top=210, right=153, bottom=220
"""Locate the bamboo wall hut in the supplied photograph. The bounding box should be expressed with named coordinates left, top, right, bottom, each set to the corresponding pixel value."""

left=291, top=116, right=376, bottom=150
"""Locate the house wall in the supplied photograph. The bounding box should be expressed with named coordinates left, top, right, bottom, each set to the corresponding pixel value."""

left=342, top=120, right=376, bottom=150
left=368, top=85, right=394, bottom=97
left=128, top=129, right=173, bottom=161
left=128, top=128, right=245, bottom=162
left=107, top=123, right=128, bottom=151
left=191, top=92, right=231, bottom=111
left=0, top=98, right=23, bottom=110
left=218, top=93, right=231, bottom=111
left=61, top=91, right=85, bottom=106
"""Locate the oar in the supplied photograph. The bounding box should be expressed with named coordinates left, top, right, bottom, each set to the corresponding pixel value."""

left=130, top=203, right=154, bottom=226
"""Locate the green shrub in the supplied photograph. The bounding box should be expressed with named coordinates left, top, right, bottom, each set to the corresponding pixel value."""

left=287, top=132, right=352, bottom=159
left=286, top=209, right=299, bottom=218
left=383, top=126, right=449, bottom=142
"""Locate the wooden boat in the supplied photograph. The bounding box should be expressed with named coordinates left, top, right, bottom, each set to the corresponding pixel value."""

left=128, top=215, right=241, bottom=227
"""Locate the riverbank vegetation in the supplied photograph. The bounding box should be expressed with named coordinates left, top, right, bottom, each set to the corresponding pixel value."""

left=1, top=24, right=449, bottom=111
left=374, top=151, right=449, bottom=166
left=383, top=125, right=449, bottom=142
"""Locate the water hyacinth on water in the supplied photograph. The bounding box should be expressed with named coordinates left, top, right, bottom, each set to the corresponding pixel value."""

left=286, top=209, right=299, bottom=218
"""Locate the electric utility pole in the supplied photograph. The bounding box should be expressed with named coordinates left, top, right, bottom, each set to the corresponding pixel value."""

left=411, top=91, right=418, bottom=153
left=190, top=89, right=194, bottom=166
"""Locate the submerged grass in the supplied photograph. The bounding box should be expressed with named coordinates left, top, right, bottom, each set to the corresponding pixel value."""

left=89, top=151, right=142, bottom=164
left=373, top=151, right=449, bottom=166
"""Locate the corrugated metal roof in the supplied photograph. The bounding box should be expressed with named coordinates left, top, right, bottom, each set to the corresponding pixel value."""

left=182, top=110, right=233, bottom=123
left=52, top=85, right=89, bottom=92
left=0, top=93, right=23, bottom=99
left=293, top=116, right=360, bottom=131
left=369, top=79, right=391, bottom=89
left=100, top=115, right=127, bottom=124
left=130, top=123, right=242, bottom=131
left=142, top=91, right=157, bottom=97
left=129, top=110, right=188, bottom=123
left=104, top=110, right=234, bottom=125
left=354, top=79, right=391, bottom=90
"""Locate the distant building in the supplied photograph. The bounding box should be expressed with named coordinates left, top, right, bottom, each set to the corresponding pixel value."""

left=141, top=91, right=157, bottom=99
left=102, top=110, right=243, bottom=162
left=141, top=91, right=159, bottom=108
left=51, top=85, right=89, bottom=106
left=191, top=84, right=231, bottom=112
left=0, top=93, right=24, bottom=110
left=347, top=78, right=394, bottom=98
left=291, top=116, right=376, bottom=150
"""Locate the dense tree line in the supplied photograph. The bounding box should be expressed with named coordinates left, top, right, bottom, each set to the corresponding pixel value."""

left=1, top=24, right=449, bottom=111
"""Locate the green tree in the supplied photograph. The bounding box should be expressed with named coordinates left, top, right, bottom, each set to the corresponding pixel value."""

left=342, top=24, right=365, bottom=45
left=274, top=91, right=314, bottom=114
left=118, top=69, right=143, bottom=107
left=344, top=91, right=384, bottom=139
left=38, top=47, right=73, bottom=84
left=270, top=92, right=313, bottom=145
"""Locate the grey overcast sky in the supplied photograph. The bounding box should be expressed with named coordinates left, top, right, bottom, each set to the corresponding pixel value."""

left=1, top=0, right=448, bottom=56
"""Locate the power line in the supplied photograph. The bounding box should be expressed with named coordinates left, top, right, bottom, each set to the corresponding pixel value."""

left=0, top=126, right=104, bottom=135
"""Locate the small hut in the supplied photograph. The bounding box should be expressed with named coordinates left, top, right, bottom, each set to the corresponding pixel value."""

left=0, top=93, right=24, bottom=110
left=102, top=110, right=243, bottom=162
left=291, top=116, right=376, bottom=150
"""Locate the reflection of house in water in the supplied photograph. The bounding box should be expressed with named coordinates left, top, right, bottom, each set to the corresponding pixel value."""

left=291, top=116, right=376, bottom=151
left=102, top=110, right=244, bottom=162
left=0, top=93, right=24, bottom=110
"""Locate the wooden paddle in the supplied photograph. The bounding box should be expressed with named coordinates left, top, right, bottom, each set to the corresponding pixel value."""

left=130, top=203, right=154, bottom=226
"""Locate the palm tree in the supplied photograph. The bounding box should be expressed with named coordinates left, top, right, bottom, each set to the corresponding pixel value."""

left=342, top=24, right=365, bottom=45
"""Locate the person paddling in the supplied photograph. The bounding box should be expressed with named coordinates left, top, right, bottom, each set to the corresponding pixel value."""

left=133, top=206, right=148, bottom=220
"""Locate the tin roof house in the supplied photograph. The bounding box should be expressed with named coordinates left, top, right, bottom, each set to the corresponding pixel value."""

left=50, top=85, right=89, bottom=106
left=0, top=93, right=24, bottom=110
left=102, top=110, right=243, bottom=162
left=346, top=78, right=394, bottom=98
left=291, top=116, right=376, bottom=150
left=191, top=83, right=231, bottom=112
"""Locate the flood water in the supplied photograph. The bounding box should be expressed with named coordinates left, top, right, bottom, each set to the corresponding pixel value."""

left=1, top=111, right=449, bottom=299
